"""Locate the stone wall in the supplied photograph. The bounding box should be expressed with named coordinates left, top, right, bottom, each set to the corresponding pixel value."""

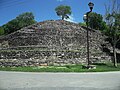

left=0, top=49, right=111, bottom=67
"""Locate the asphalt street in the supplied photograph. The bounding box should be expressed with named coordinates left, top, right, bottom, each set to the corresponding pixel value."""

left=0, top=71, right=120, bottom=90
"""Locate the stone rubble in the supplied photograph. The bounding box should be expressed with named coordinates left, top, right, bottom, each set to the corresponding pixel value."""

left=0, top=20, right=111, bottom=67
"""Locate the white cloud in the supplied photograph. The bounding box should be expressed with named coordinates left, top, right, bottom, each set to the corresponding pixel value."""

left=64, top=15, right=76, bottom=23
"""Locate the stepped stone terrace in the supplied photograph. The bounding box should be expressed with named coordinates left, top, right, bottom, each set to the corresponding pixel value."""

left=0, top=20, right=111, bottom=67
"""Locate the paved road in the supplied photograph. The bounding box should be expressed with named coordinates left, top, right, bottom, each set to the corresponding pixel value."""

left=0, top=71, right=120, bottom=90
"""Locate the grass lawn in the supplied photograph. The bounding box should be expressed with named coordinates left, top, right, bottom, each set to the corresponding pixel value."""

left=0, top=63, right=120, bottom=72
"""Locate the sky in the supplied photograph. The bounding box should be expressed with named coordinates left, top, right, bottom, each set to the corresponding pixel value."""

left=0, top=0, right=114, bottom=26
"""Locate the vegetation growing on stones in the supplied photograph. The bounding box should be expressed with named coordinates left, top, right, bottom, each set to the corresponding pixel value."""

left=0, top=27, right=4, bottom=35
left=55, top=5, right=72, bottom=20
left=79, top=22, right=86, bottom=27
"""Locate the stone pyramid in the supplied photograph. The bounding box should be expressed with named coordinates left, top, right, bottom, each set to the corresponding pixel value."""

left=0, top=20, right=111, bottom=66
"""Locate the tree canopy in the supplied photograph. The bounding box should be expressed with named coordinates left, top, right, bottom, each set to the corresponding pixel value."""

left=16, top=12, right=35, bottom=28
left=55, top=5, right=72, bottom=20
left=87, top=12, right=107, bottom=30
left=1, top=12, right=36, bottom=35
left=104, top=0, right=120, bottom=67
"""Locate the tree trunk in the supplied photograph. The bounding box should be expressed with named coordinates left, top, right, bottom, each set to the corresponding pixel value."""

left=113, top=44, right=117, bottom=67
left=62, top=16, right=64, bottom=20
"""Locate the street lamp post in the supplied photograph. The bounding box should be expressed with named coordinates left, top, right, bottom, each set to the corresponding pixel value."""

left=83, top=2, right=94, bottom=66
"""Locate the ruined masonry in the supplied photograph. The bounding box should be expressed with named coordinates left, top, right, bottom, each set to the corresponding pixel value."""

left=0, top=20, right=111, bottom=67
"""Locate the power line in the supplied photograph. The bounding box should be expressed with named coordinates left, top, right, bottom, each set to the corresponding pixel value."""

left=0, top=0, right=31, bottom=9
left=0, top=0, right=29, bottom=7
left=0, top=0, right=26, bottom=8
left=0, top=0, right=21, bottom=5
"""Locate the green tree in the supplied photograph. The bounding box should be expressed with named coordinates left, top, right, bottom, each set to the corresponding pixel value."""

left=105, top=0, right=120, bottom=67
left=79, top=22, right=86, bottom=27
left=0, top=26, right=4, bottom=35
left=55, top=5, right=72, bottom=20
left=87, top=12, right=107, bottom=30
left=16, top=12, right=36, bottom=28
left=3, top=19, right=19, bottom=34
left=2, top=12, right=36, bottom=34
